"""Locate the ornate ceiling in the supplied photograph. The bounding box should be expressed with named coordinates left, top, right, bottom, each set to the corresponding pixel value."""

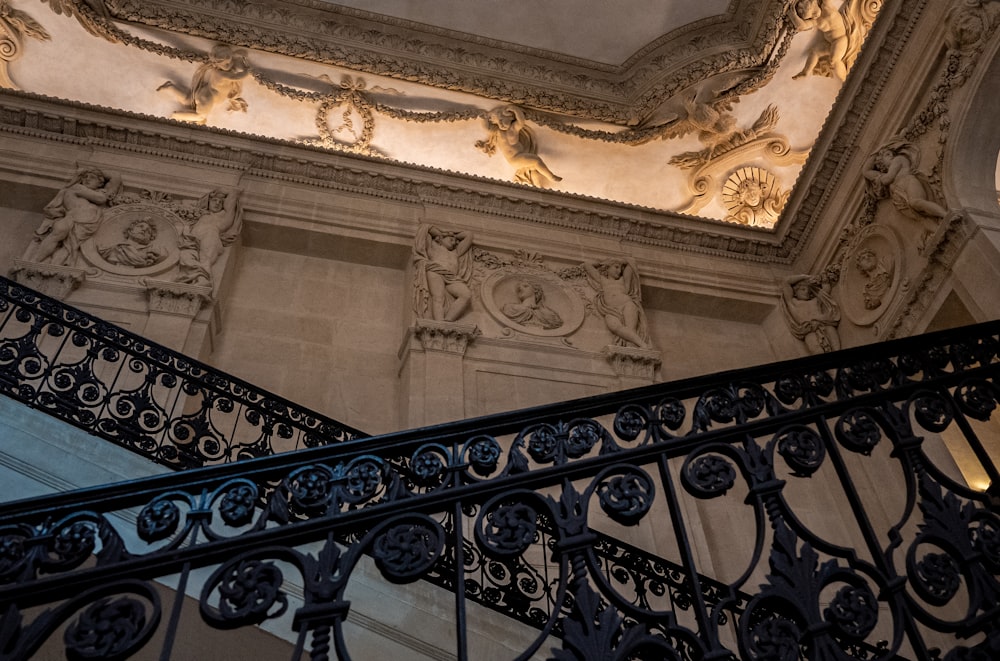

left=1, top=0, right=884, bottom=222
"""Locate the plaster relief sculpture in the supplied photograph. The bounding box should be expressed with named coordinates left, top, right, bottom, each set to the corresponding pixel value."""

left=501, top=279, right=563, bottom=330
left=97, top=217, right=167, bottom=268
left=946, top=0, right=995, bottom=51
left=481, top=270, right=585, bottom=340
left=780, top=270, right=841, bottom=354
left=790, top=0, right=881, bottom=81
left=413, top=225, right=474, bottom=322
left=0, top=0, right=50, bottom=90
left=177, top=188, right=242, bottom=288
left=667, top=102, right=806, bottom=216
left=722, top=167, right=788, bottom=228
left=82, top=204, right=180, bottom=277
left=476, top=105, right=562, bottom=187
left=862, top=139, right=947, bottom=250
left=854, top=248, right=893, bottom=311
left=23, top=168, right=121, bottom=267
left=158, top=44, right=250, bottom=125
left=837, top=224, right=903, bottom=328
left=667, top=97, right=779, bottom=169
left=582, top=258, right=651, bottom=349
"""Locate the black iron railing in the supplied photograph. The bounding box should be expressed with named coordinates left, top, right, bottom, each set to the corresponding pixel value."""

left=0, top=289, right=997, bottom=658
left=0, top=277, right=365, bottom=467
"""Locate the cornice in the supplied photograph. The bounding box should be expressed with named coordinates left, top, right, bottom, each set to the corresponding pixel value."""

left=0, top=90, right=796, bottom=264
left=107, top=0, right=786, bottom=125
left=779, top=0, right=923, bottom=265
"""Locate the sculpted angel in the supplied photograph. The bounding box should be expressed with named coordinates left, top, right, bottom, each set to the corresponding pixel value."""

left=863, top=139, right=947, bottom=249
left=790, top=0, right=875, bottom=81
left=25, top=167, right=121, bottom=266
left=177, top=188, right=242, bottom=288
left=780, top=272, right=841, bottom=354
left=158, top=44, right=250, bottom=125
left=412, top=225, right=474, bottom=322
left=476, top=105, right=561, bottom=187
left=583, top=258, right=651, bottom=349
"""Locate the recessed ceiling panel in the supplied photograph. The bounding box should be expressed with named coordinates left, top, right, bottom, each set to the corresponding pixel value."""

left=325, top=0, right=731, bottom=64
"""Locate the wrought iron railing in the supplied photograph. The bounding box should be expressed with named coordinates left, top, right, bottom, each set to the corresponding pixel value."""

left=0, top=305, right=998, bottom=658
left=0, top=276, right=365, bottom=467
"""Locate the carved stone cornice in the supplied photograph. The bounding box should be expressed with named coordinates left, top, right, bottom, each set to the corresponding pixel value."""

left=781, top=0, right=925, bottom=263
left=107, top=0, right=789, bottom=125
left=0, top=91, right=798, bottom=263
left=412, top=319, right=481, bottom=355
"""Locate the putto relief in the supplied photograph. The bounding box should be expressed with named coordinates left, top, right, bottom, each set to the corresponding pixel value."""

left=789, top=0, right=882, bottom=81
left=176, top=188, right=242, bottom=289
left=412, top=225, right=474, bottom=323
left=862, top=139, right=948, bottom=252
left=581, top=258, right=651, bottom=350
left=23, top=167, right=122, bottom=267
left=158, top=44, right=250, bottom=125
left=476, top=105, right=562, bottom=187
left=780, top=269, right=841, bottom=354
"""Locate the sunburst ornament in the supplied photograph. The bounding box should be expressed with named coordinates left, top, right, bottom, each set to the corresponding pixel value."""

left=721, top=167, right=788, bottom=228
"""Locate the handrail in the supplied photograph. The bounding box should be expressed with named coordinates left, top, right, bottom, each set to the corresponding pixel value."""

left=0, top=278, right=997, bottom=659
left=0, top=276, right=366, bottom=467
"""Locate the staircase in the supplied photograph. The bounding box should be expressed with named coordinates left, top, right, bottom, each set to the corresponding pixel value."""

left=0, top=276, right=997, bottom=660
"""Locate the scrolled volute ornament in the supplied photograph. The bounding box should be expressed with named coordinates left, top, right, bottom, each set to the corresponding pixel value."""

left=691, top=383, right=769, bottom=433
left=409, top=445, right=447, bottom=488
left=596, top=467, right=655, bottom=526
left=654, top=397, right=686, bottom=435
left=564, top=419, right=607, bottom=459
left=774, top=426, right=826, bottom=477
left=216, top=481, right=258, bottom=528
left=823, top=582, right=879, bottom=640
left=908, top=548, right=962, bottom=606
left=371, top=517, right=444, bottom=583
left=0, top=525, right=31, bottom=582
left=284, top=464, right=335, bottom=513
left=744, top=613, right=802, bottom=661
left=342, top=456, right=386, bottom=504
left=681, top=451, right=738, bottom=498
left=613, top=403, right=649, bottom=442
left=953, top=379, right=999, bottom=422
left=64, top=595, right=153, bottom=661
left=462, top=435, right=502, bottom=477
left=200, top=556, right=289, bottom=629
left=476, top=494, right=540, bottom=559
left=970, top=513, right=1000, bottom=573
left=834, top=409, right=882, bottom=455
left=910, top=391, right=954, bottom=433
left=135, top=497, right=181, bottom=543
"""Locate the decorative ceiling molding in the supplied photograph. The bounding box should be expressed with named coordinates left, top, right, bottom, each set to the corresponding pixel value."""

left=0, top=0, right=917, bottom=266
left=106, top=0, right=791, bottom=125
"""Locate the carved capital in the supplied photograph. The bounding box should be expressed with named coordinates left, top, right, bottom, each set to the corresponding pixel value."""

left=9, top=260, right=86, bottom=300
left=413, top=319, right=481, bottom=355
left=602, top=345, right=662, bottom=379
left=143, top=278, right=212, bottom=316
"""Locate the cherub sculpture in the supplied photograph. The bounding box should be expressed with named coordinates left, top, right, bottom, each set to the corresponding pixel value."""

left=780, top=270, right=841, bottom=354
left=412, top=225, right=474, bottom=322
left=862, top=139, right=947, bottom=248
left=177, top=188, right=242, bottom=288
left=25, top=167, right=121, bottom=266
left=476, top=105, right=562, bottom=187
left=582, top=258, right=651, bottom=349
left=158, top=44, right=250, bottom=125
left=789, top=0, right=875, bottom=81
